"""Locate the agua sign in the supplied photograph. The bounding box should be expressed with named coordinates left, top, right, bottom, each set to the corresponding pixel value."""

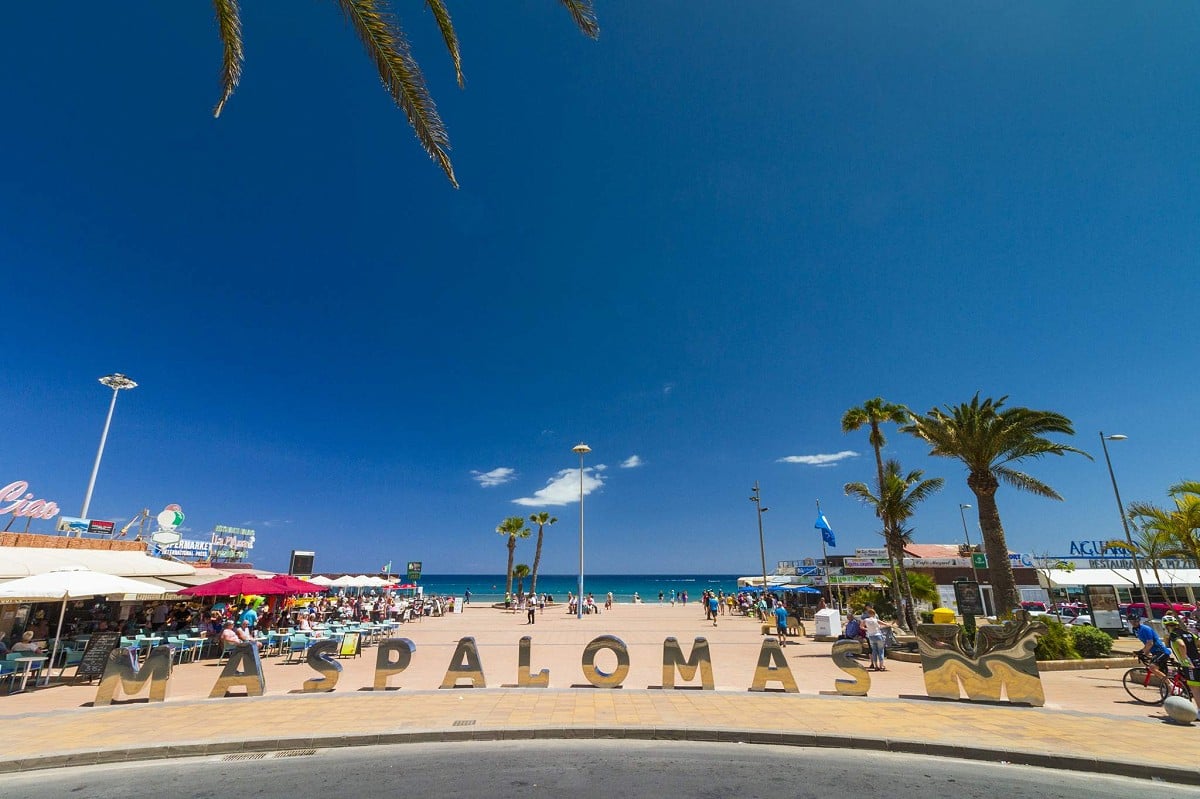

left=0, top=481, right=60, bottom=521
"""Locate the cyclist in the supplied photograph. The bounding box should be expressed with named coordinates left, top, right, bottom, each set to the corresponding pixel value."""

left=1164, top=615, right=1200, bottom=685
left=1131, top=615, right=1170, bottom=678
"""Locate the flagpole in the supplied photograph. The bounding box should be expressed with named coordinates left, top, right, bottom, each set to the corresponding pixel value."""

left=817, top=500, right=838, bottom=610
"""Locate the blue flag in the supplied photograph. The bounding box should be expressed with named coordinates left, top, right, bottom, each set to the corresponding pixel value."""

left=815, top=513, right=836, bottom=548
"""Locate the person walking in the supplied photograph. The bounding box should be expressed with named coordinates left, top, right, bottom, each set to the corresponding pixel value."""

left=464, top=589, right=471, bottom=605
left=863, top=607, right=889, bottom=671
left=526, top=597, right=537, bottom=625
left=772, top=602, right=789, bottom=646
left=707, top=593, right=720, bottom=627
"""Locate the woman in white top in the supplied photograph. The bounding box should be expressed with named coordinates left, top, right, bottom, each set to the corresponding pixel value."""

left=862, top=608, right=890, bottom=671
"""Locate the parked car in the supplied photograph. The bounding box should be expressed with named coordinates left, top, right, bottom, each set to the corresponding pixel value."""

left=1050, top=606, right=1093, bottom=626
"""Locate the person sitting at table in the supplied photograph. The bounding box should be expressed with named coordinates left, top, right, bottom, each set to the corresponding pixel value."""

left=219, top=620, right=241, bottom=649
left=296, top=612, right=314, bottom=632
left=12, top=631, right=43, bottom=654
left=236, top=620, right=260, bottom=647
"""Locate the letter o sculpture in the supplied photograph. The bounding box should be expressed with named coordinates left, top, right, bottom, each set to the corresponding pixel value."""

left=581, top=635, right=629, bottom=688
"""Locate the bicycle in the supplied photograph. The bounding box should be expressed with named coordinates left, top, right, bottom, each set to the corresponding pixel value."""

left=1122, top=655, right=1195, bottom=705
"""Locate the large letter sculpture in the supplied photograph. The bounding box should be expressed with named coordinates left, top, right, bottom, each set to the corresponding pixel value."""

left=440, top=637, right=486, bottom=688
left=748, top=638, right=798, bottom=692
left=209, top=642, right=266, bottom=698
left=94, top=645, right=172, bottom=706
left=518, top=636, right=549, bottom=687
left=302, top=639, right=342, bottom=693
left=830, top=639, right=870, bottom=696
left=373, top=638, right=416, bottom=690
left=581, top=635, right=629, bottom=688
left=915, top=614, right=1046, bottom=706
left=661, top=637, right=714, bottom=689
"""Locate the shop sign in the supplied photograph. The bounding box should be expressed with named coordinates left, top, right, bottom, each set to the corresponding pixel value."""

left=211, top=525, right=255, bottom=560
left=903, top=557, right=970, bottom=568
left=971, top=553, right=988, bottom=569
left=1068, top=540, right=1129, bottom=557
left=855, top=548, right=888, bottom=558
left=161, top=539, right=213, bottom=560
left=1008, top=553, right=1034, bottom=567
left=0, top=480, right=60, bottom=520
left=843, top=558, right=887, bottom=568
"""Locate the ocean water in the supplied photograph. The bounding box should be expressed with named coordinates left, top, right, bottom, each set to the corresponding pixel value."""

left=392, top=574, right=740, bottom=605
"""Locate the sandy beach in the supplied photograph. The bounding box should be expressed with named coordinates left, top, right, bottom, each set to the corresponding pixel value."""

left=0, top=602, right=1154, bottom=719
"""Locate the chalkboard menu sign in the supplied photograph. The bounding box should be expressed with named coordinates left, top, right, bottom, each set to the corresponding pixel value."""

left=338, top=632, right=362, bottom=658
left=76, top=632, right=123, bottom=681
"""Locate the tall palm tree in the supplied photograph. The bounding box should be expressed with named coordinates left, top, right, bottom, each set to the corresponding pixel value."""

left=902, top=394, right=1090, bottom=614
left=842, top=399, right=910, bottom=621
left=1105, top=525, right=1180, bottom=603
left=497, top=515, right=531, bottom=597
left=845, top=460, right=944, bottom=630
left=1126, top=484, right=1200, bottom=591
left=209, top=0, right=599, bottom=187
left=527, top=511, right=558, bottom=598
left=513, top=564, right=531, bottom=595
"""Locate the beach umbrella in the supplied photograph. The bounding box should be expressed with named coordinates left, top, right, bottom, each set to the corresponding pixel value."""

left=178, top=573, right=296, bottom=597
left=0, top=567, right=169, bottom=685
left=329, top=575, right=358, bottom=587
left=267, top=574, right=323, bottom=594
left=307, top=575, right=334, bottom=586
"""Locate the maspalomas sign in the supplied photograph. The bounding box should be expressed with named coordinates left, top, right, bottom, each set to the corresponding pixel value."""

left=94, top=616, right=1048, bottom=707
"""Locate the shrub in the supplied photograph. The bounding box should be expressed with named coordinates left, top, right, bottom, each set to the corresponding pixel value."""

left=1035, top=617, right=1080, bottom=661
left=1070, top=625, right=1114, bottom=659
left=919, top=610, right=934, bottom=624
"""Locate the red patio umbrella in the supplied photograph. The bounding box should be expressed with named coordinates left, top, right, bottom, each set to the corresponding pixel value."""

left=179, top=573, right=297, bottom=597
left=267, top=574, right=323, bottom=594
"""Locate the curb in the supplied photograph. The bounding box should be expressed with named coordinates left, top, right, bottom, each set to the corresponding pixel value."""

left=2, top=724, right=1197, bottom=785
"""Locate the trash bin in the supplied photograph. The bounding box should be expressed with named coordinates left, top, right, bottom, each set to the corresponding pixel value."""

left=931, top=607, right=957, bottom=624
left=814, top=608, right=842, bottom=637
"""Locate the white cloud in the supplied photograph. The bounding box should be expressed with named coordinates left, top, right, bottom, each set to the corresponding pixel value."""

left=472, top=467, right=517, bottom=487
left=620, top=455, right=643, bottom=469
left=663, top=383, right=675, bottom=395
left=776, top=450, right=860, bottom=467
left=512, top=468, right=605, bottom=507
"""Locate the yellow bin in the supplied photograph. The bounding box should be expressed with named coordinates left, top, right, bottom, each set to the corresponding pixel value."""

left=931, top=607, right=957, bottom=624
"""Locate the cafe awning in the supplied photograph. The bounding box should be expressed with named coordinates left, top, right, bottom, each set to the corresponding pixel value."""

left=0, top=546, right=197, bottom=581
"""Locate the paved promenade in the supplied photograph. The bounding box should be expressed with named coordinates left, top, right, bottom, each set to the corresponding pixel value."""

left=1, top=603, right=1195, bottom=782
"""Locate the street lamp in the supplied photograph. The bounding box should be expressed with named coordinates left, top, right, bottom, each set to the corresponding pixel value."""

left=573, top=443, right=591, bottom=620
left=958, top=503, right=980, bottom=581
left=1099, top=432, right=1154, bottom=616
left=80, top=373, right=138, bottom=523
left=750, top=482, right=769, bottom=600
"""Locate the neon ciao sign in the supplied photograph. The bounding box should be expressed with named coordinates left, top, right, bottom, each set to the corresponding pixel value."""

left=0, top=481, right=60, bottom=520
left=94, top=617, right=1048, bottom=707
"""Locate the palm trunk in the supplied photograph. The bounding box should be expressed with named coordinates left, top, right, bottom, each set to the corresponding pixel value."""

left=505, top=537, right=516, bottom=597
left=530, top=527, right=544, bottom=597
left=885, top=526, right=915, bottom=630
left=872, top=423, right=906, bottom=625
left=970, top=476, right=1018, bottom=615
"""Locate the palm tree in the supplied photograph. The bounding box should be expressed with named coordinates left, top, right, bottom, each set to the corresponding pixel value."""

left=845, top=460, right=944, bottom=630
left=497, top=515, right=531, bottom=597
left=527, top=511, right=558, bottom=598
left=1105, top=525, right=1179, bottom=604
left=513, top=564, right=531, bottom=596
left=841, top=398, right=910, bottom=621
left=902, top=394, right=1091, bottom=615
left=209, top=0, right=599, bottom=187
left=1125, top=485, right=1200, bottom=597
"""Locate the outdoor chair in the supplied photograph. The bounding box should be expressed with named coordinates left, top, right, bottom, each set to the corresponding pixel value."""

left=284, top=635, right=311, bottom=664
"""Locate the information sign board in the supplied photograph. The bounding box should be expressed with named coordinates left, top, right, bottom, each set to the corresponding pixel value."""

left=76, top=632, right=123, bottom=681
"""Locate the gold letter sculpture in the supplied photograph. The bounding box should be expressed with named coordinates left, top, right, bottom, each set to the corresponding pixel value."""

left=208, top=642, right=266, bottom=698
left=302, top=639, right=342, bottom=693
left=440, top=636, right=486, bottom=689
left=915, top=614, right=1046, bottom=706
left=748, top=637, right=798, bottom=693
left=661, top=636, right=714, bottom=689
left=518, top=636, right=549, bottom=687
left=831, top=639, right=870, bottom=696
left=581, top=635, right=630, bottom=688
left=94, top=645, right=172, bottom=706
left=373, top=638, right=416, bottom=690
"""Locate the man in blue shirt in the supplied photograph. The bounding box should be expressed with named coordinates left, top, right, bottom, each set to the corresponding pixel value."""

left=238, top=604, right=259, bottom=629
left=1131, top=615, right=1169, bottom=677
left=707, top=593, right=720, bottom=627
left=773, top=603, right=790, bottom=646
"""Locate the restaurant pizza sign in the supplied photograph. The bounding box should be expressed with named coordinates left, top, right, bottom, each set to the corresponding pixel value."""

left=0, top=480, right=60, bottom=522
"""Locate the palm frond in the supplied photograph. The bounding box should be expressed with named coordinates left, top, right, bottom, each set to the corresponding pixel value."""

left=1169, top=480, right=1200, bottom=499
left=993, top=466, right=1063, bottom=499
left=336, top=0, right=457, bottom=187
left=425, top=0, right=464, bottom=87
left=558, top=0, right=600, bottom=38
left=212, top=0, right=244, bottom=118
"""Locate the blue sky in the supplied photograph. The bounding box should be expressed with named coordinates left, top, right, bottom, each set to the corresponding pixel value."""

left=2, top=3, right=1197, bottom=575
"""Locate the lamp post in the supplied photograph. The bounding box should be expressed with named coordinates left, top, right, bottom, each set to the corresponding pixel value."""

left=750, top=482, right=769, bottom=600
left=573, top=443, right=591, bottom=620
left=1099, top=432, right=1153, bottom=616
left=958, top=503, right=980, bottom=582
left=80, top=373, right=138, bottom=524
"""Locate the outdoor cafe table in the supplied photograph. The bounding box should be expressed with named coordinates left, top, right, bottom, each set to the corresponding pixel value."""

left=13, top=656, right=47, bottom=692
left=185, top=637, right=208, bottom=662
left=135, top=636, right=162, bottom=659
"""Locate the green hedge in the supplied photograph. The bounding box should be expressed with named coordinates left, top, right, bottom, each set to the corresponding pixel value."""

left=1070, top=625, right=1114, bottom=659
left=1035, top=617, right=1080, bottom=660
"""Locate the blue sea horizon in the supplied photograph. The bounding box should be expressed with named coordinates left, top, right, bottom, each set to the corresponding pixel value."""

left=374, top=573, right=742, bottom=604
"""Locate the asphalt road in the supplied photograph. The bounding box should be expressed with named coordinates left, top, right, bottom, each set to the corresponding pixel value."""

left=2, top=741, right=1193, bottom=798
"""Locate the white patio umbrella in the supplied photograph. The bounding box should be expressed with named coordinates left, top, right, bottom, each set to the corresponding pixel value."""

left=329, top=575, right=358, bottom=587
left=0, top=567, right=168, bottom=685
left=308, top=575, right=334, bottom=586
